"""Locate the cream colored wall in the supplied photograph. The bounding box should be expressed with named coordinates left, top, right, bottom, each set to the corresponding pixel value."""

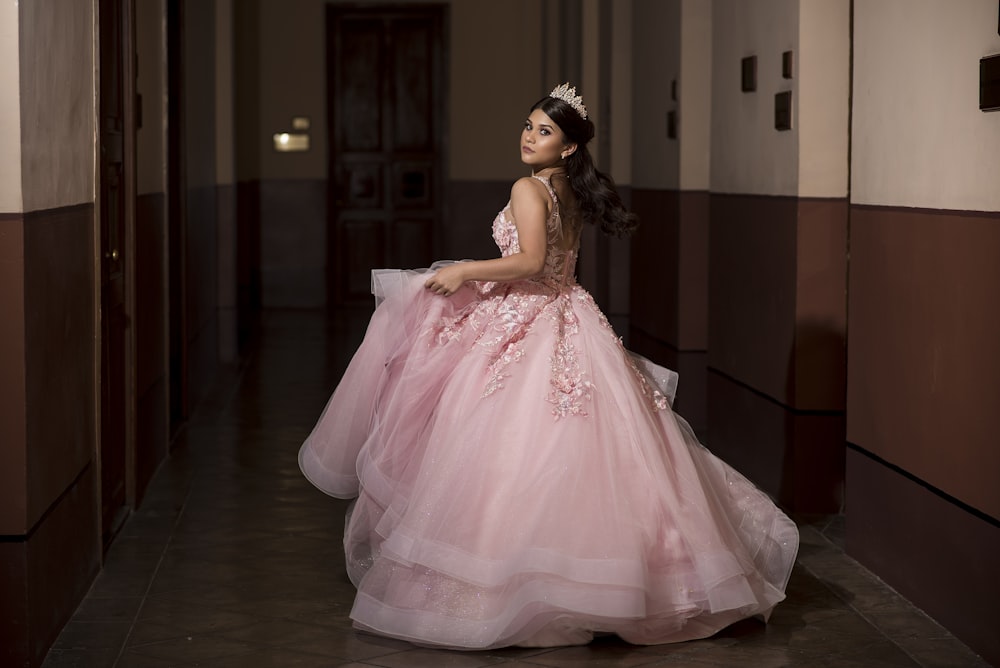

left=852, top=0, right=1000, bottom=211
left=256, top=0, right=325, bottom=181
left=18, top=0, right=95, bottom=212
left=449, top=0, right=543, bottom=181
left=0, top=2, right=21, bottom=212
left=136, top=0, right=166, bottom=196
left=631, top=0, right=679, bottom=189
left=679, top=0, right=712, bottom=191
left=710, top=0, right=799, bottom=196
left=628, top=0, right=712, bottom=192
left=798, top=0, right=849, bottom=198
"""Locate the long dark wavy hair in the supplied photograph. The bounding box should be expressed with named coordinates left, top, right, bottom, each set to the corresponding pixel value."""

left=530, top=95, right=638, bottom=237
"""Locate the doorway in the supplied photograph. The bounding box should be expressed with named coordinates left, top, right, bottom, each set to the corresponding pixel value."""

left=326, top=5, right=447, bottom=304
left=98, top=0, right=136, bottom=549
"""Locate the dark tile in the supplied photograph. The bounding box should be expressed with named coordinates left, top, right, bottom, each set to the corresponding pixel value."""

left=125, top=620, right=191, bottom=646
left=524, top=640, right=669, bottom=668
left=50, top=621, right=131, bottom=651
left=216, top=619, right=341, bottom=646
left=285, top=630, right=415, bottom=661
left=136, top=598, right=264, bottom=635
left=40, top=648, right=119, bottom=668
left=126, top=635, right=258, bottom=663
left=71, top=596, right=143, bottom=622
left=365, top=648, right=507, bottom=668
left=112, top=651, right=177, bottom=668
left=189, top=646, right=342, bottom=667
left=891, top=637, right=991, bottom=668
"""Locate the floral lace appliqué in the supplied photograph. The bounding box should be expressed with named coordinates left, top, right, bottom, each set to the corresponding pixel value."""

left=574, top=291, right=669, bottom=413
left=427, top=175, right=665, bottom=417
left=545, top=302, right=593, bottom=419
left=481, top=294, right=538, bottom=397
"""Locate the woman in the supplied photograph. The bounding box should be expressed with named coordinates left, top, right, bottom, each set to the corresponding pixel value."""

left=299, top=83, right=798, bottom=649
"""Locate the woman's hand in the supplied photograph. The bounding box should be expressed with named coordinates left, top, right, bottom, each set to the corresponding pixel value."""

left=424, top=264, right=467, bottom=297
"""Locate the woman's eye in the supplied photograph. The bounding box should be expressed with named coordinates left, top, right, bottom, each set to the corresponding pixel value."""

left=540, top=129, right=550, bottom=135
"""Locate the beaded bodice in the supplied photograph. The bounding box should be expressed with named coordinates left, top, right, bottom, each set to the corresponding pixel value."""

left=490, top=175, right=578, bottom=290
left=431, top=175, right=669, bottom=419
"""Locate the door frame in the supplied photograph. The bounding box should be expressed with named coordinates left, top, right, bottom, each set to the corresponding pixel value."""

left=95, top=0, right=138, bottom=550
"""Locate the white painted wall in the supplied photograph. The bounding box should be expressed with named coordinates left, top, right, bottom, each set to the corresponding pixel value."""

left=710, top=0, right=799, bottom=196
left=852, top=0, right=1000, bottom=211
left=18, top=0, right=95, bottom=212
left=0, top=1, right=21, bottom=212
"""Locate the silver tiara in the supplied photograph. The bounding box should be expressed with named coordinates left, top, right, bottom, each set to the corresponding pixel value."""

left=549, top=82, right=588, bottom=120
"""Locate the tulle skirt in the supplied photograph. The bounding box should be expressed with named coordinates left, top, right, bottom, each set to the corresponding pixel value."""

left=299, top=266, right=798, bottom=649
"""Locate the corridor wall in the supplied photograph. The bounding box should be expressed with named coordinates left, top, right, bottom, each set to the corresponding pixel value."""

left=629, top=0, right=711, bottom=433
left=846, top=1, right=1000, bottom=662
left=705, top=0, right=850, bottom=513
left=0, top=3, right=100, bottom=666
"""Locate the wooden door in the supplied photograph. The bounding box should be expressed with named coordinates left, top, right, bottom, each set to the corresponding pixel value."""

left=99, top=0, right=134, bottom=548
left=327, top=7, right=445, bottom=304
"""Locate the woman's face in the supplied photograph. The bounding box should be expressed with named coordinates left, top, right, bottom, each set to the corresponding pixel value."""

left=521, top=109, right=573, bottom=170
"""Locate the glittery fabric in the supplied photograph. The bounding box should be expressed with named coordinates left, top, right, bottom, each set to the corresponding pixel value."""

left=298, top=175, right=799, bottom=650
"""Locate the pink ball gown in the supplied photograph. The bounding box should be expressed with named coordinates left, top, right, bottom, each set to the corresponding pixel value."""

left=299, top=175, right=799, bottom=649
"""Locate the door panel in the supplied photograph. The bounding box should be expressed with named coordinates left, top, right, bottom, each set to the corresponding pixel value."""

left=392, top=20, right=433, bottom=151
left=339, top=22, right=383, bottom=153
left=342, top=220, right=384, bottom=296
left=327, top=7, right=445, bottom=304
left=393, top=218, right=433, bottom=270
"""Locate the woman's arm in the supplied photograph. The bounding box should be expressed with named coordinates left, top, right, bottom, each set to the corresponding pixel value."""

left=425, top=177, right=549, bottom=296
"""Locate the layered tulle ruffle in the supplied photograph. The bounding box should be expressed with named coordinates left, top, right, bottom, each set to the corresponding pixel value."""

left=299, top=269, right=798, bottom=649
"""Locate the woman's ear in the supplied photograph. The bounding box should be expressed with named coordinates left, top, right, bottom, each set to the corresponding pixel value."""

left=561, top=143, right=578, bottom=160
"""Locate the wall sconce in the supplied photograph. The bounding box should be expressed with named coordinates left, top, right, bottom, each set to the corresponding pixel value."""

left=273, top=116, right=312, bottom=151
left=273, top=132, right=310, bottom=152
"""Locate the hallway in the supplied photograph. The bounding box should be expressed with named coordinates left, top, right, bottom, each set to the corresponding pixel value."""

left=42, top=310, right=987, bottom=668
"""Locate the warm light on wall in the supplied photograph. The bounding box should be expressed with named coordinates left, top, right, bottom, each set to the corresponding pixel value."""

left=273, top=131, right=310, bottom=152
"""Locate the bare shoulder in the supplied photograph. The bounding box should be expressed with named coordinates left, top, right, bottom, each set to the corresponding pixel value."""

left=510, top=176, right=550, bottom=203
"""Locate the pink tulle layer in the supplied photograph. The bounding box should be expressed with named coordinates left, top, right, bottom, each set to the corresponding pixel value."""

left=299, top=269, right=798, bottom=649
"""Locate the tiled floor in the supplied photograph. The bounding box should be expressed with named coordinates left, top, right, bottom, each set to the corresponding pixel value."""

left=43, top=310, right=989, bottom=668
